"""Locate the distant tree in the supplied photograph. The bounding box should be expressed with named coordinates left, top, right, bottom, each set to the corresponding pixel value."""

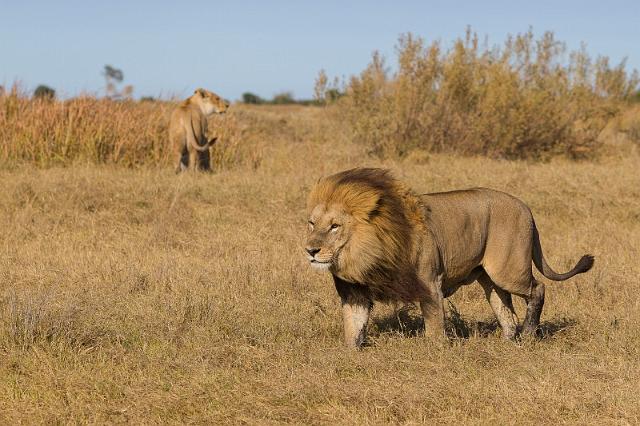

left=314, top=69, right=329, bottom=102
left=242, top=92, right=264, bottom=104
left=140, top=96, right=156, bottom=102
left=314, top=69, right=343, bottom=105
left=121, top=85, right=134, bottom=99
left=325, top=89, right=344, bottom=102
left=272, top=91, right=295, bottom=105
left=103, top=65, right=124, bottom=82
left=102, top=65, right=133, bottom=99
left=33, top=85, right=56, bottom=100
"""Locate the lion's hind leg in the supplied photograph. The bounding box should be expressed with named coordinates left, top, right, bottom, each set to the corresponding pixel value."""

left=176, top=150, right=189, bottom=173
left=478, top=273, right=519, bottom=340
left=197, top=149, right=212, bottom=172
left=522, top=279, right=545, bottom=337
left=187, top=149, right=199, bottom=172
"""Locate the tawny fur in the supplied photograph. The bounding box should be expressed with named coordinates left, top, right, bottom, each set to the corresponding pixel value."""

left=305, top=167, right=594, bottom=347
left=169, top=88, right=228, bottom=173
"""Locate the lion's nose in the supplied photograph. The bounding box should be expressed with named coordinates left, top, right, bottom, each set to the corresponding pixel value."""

left=306, top=247, right=320, bottom=257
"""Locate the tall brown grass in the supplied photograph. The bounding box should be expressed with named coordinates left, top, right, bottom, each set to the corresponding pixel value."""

left=339, top=29, right=639, bottom=159
left=0, top=88, right=255, bottom=170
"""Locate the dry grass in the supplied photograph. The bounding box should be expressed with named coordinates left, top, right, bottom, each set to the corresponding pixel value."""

left=0, top=103, right=639, bottom=423
left=0, top=91, right=262, bottom=171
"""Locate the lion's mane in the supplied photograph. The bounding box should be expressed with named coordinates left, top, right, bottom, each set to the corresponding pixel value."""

left=307, top=168, right=429, bottom=301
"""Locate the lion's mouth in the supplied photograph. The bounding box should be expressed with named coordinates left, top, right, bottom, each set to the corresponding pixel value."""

left=309, top=259, right=332, bottom=270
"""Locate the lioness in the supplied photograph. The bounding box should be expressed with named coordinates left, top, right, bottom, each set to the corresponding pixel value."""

left=305, top=168, right=594, bottom=348
left=169, top=88, right=228, bottom=172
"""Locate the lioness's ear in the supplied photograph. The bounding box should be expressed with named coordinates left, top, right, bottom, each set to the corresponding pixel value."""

left=194, top=88, right=205, bottom=96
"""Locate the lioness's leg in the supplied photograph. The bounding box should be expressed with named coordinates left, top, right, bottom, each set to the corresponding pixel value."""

left=333, top=277, right=372, bottom=349
left=522, top=279, right=545, bottom=336
left=478, top=274, right=519, bottom=340
left=420, top=276, right=445, bottom=338
left=188, top=149, right=198, bottom=172
left=198, top=150, right=212, bottom=172
left=176, top=149, right=188, bottom=173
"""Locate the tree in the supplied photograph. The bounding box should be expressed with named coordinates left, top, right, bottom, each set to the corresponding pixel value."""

left=272, top=91, right=295, bottom=105
left=34, top=85, right=56, bottom=100
left=314, top=69, right=343, bottom=104
left=325, top=89, right=344, bottom=102
left=242, top=92, right=264, bottom=104
left=314, top=69, right=328, bottom=102
left=102, top=65, right=133, bottom=99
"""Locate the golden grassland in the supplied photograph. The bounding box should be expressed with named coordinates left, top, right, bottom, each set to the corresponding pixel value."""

left=1, top=104, right=640, bottom=424
left=0, top=94, right=261, bottom=170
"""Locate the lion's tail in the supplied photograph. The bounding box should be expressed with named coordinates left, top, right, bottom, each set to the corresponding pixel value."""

left=531, top=221, right=594, bottom=281
left=186, top=118, right=211, bottom=152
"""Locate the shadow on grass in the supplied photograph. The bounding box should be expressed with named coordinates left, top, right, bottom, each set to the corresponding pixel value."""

left=371, top=302, right=577, bottom=340
left=537, top=317, right=578, bottom=339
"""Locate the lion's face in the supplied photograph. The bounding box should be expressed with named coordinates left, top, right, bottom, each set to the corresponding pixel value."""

left=194, top=88, right=229, bottom=115
left=305, top=203, right=355, bottom=272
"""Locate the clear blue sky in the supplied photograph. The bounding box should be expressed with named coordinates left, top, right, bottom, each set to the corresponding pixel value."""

left=1, top=0, right=638, bottom=100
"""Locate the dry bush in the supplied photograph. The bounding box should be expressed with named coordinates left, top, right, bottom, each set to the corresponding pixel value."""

left=341, top=29, right=639, bottom=159
left=600, top=104, right=640, bottom=146
left=0, top=89, right=258, bottom=170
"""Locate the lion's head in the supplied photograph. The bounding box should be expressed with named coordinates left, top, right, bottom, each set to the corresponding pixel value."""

left=305, top=168, right=423, bottom=285
left=193, top=88, right=229, bottom=115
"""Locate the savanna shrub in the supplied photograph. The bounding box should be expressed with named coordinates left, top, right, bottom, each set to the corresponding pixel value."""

left=341, top=29, right=639, bottom=159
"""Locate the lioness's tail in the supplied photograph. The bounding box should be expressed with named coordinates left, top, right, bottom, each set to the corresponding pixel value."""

left=186, top=119, right=213, bottom=152
left=532, top=222, right=594, bottom=281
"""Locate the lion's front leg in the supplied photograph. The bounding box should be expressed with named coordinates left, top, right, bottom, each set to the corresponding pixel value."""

left=420, top=274, right=445, bottom=338
left=333, top=276, right=372, bottom=349
left=341, top=302, right=371, bottom=348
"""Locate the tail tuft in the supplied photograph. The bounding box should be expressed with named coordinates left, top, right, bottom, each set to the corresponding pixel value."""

left=576, top=254, right=595, bottom=274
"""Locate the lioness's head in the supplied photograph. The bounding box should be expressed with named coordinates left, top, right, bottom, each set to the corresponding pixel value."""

left=192, top=88, right=229, bottom=115
left=305, top=168, right=417, bottom=283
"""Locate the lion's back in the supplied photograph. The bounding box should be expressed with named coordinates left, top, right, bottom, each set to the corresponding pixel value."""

left=420, top=188, right=535, bottom=292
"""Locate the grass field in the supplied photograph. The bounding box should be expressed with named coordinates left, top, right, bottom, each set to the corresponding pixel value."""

left=1, top=104, right=639, bottom=424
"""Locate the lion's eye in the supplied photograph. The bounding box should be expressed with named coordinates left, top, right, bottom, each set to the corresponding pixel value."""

left=308, top=221, right=315, bottom=230
left=330, top=223, right=340, bottom=231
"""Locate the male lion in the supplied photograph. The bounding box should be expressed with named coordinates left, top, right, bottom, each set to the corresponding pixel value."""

left=305, top=168, right=594, bottom=348
left=169, top=88, right=229, bottom=173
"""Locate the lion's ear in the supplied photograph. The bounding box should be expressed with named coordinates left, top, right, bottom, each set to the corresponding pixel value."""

left=194, top=88, right=205, bottom=96
left=352, top=191, right=382, bottom=222
left=366, top=197, right=383, bottom=221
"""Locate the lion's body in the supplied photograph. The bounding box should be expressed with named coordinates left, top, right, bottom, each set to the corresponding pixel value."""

left=169, top=88, right=228, bottom=172
left=305, top=168, right=594, bottom=348
left=422, top=189, right=534, bottom=297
